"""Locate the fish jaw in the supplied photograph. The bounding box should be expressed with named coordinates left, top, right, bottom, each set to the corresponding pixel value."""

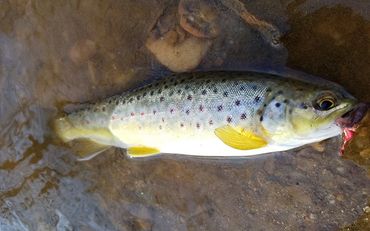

left=335, top=102, right=369, bottom=155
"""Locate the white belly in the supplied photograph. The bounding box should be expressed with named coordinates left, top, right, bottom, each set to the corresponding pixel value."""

left=109, top=123, right=301, bottom=157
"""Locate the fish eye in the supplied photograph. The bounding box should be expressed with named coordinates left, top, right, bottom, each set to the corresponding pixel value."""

left=315, top=96, right=336, bottom=111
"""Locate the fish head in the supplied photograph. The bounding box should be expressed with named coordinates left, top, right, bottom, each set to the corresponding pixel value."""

left=261, top=83, right=360, bottom=146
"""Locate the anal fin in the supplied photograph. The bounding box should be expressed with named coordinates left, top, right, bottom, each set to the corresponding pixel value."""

left=127, top=146, right=161, bottom=158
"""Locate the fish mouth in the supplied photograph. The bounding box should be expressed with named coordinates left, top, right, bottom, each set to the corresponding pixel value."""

left=336, top=102, right=369, bottom=128
left=335, top=102, right=369, bottom=155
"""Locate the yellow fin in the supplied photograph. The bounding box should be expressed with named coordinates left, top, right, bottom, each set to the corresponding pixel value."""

left=127, top=146, right=160, bottom=158
left=69, top=139, right=111, bottom=161
left=214, top=125, right=267, bottom=150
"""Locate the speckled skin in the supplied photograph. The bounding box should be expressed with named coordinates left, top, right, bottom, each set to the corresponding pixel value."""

left=60, top=71, right=355, bottom=156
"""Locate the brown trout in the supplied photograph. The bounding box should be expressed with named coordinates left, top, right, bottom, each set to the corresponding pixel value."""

left=54, top=71, right=361, bottom=160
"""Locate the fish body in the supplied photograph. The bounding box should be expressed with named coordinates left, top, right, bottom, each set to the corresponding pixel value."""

left=55, top=71, right=357, bottom=159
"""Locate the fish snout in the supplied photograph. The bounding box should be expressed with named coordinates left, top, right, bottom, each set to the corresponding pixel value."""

left=336, top=102, right=369, bottom=128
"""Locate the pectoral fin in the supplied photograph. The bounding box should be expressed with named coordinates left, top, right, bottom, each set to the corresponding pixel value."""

left=127, top=146, right=161, bottom=158
left=214, top=125, right=267, bottom=150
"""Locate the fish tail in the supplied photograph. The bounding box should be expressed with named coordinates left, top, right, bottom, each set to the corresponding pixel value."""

left=54, top=115, right=114, bottom=161
left=53, top=116, right=78, bottom=142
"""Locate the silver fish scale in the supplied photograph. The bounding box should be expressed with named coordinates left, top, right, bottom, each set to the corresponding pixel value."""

left=110, top=72, right=279, bottom=133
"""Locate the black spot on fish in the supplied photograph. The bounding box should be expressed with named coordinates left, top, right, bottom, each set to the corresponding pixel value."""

left=162, top=118, right=165, bottom=122
left=108, top=99, right=112, bottom=103
left=180, top=123, right=184, bottom=127
left=277, top=90, right=283, bottom=95
left=136, top=95, right=140, bottom=100
left=160, top=96, right=164, bottom=102
left=275, top=103, right=281, bottom=108
left=254, top=96, right=260, bottom=103
left=266, top=88, right=272, bottom=93
left=170, top=109, right=174, bottom=113
left=199, top=105, right=204, bottom=112
left=234, top=82, right=239, bottom=86
left=177, top=89, right=182, bottom=94
left=221, top=79, right=226, bottom=83
left=259, top=116, right=264, bottom=122
left=150, top=91, right=154, bottom=96
left=196, top=123, right=200, bottom=128
left=217, top=105, right=223, bottom=111
left=169, top=91, right=174, bottom=96
left=186, top=109, right=190, bottom=115
left=289, top=109, right=293, bottom=114
left=213, top=88, right=218, bottom=94
left=223, top=92, right=228, bottom=97
left=240, top=86, right=245, bottom=91
left=143, top=92, right=147, bottom=97
left=157, top=89, right=162, bottom=94
left=300, top=103, right=308, bottom=109
left=155, top=83, right=159, bottom=87
left=227, top=116, right=232, bottom=123
left=263, top=104, right=267, bottom=107
left=122, top=100, right=126, bottom=104
left=202, top=90, right=207, bottom=95
left=185, top=85, right=190, bottom=90
left=283, top=99, right=289, bottom=104
left=115, top=100, right=119, bottom=105
left=102, top=106, right=106, bottom=112
left=187, top=95, right=192, bottom=100
left=241, top=113, right=246, bottom=120
left=252, top=85, right=257, bottom=90
left=235, top=100, right=241, bottom=106
left=153, top=110, right=156, bottom=114
left=129, top=98, right=134, bottom=103
left=209, top=120, right=213, bottom=125
left=131, top=112, right=135, bottom=116
left=164, top=85, right=168, bottom=89
left=206, top=80, right=211, bottom=84
left=180, top=79, right=185, bottom=83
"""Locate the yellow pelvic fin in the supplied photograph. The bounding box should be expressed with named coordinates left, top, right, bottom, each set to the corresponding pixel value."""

left=69, top=139, right=111, bottom=161
left=214, top=125, right=267, bottom=150
left=127, top=146, right=161, bottom=158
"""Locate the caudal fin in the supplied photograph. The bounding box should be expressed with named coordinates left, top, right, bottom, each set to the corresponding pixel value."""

left=54, top=116, right=113, bottom=161
left=54, top=117, right=75, bottom=142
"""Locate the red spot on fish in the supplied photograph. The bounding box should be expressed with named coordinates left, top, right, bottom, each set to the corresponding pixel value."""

left=141, top=112, right=144, bottom=116
left=131, top=112, right=135, bottom=116
left=111, top=116, right=115, bottom=120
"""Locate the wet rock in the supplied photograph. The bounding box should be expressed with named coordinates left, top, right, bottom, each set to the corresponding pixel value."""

left=310, top=141, right=326, bottom=152
left=146, top=11, right=211, bottom=72
left=178, top=0, right=220, bottom=39
left=69, top=39, right=97, bottom=65
left=146, top=31, right=211, bottom=72
left=131, top=218, right=153, bottom=231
